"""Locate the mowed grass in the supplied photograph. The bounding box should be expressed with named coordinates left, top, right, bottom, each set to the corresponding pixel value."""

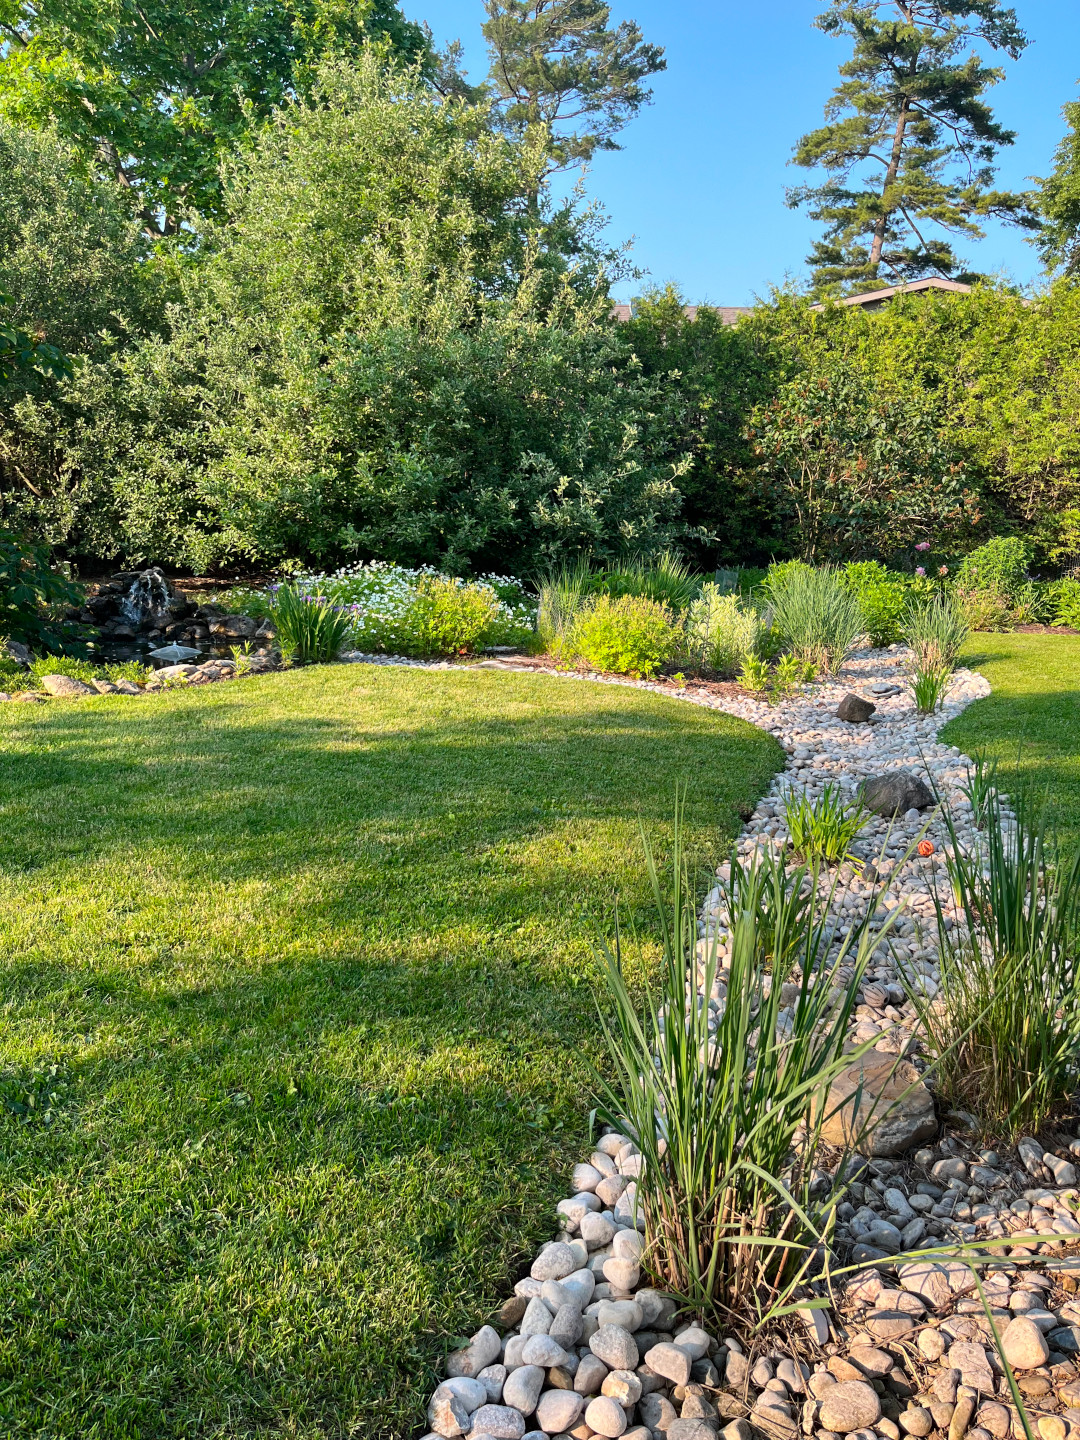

left=942, top=633, right=1080, bottom=846
left=0, top=664, right=781, bottom=1440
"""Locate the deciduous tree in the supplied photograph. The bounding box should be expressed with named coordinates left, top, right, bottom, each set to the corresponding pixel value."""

left=1034, top=90, right=1080, bottom=276
left=0, top=0, right=428, bottom=236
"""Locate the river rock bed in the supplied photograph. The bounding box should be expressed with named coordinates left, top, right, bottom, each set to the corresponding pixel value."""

left=408, top=646, right=1080, bottom=1440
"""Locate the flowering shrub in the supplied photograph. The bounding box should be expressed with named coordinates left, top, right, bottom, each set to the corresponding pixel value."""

left=569, top=594, right=679, bottom=677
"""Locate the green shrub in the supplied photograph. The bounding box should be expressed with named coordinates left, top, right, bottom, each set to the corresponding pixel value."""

left=398, top=575, right=501, bottom=657
left=682, top=586, right=765, bottom=676
left=737, top=654, right=770, bottom=692
left=955, top=536, right=1031, bottom=602
left=569, top=594, right=679, bottom=677
left=765, top=564, right=864, bottom=673
left=270, top=585, right=352, bottom=665
left=27, top=654, right=97, bottom=686
left=1050, top=577, right=1080, bottom=628
left=904, top=591, right=969, bottom=670
left=841, top=560, right=908, bottom=647
left=0, top=654, right=26, bottom=683
left=597, top=552, right=701, bottom=612
left=0, top=529, right=84, bottom=654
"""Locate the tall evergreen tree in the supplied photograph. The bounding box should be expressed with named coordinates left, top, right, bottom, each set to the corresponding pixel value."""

left=0, top=0, right=428, bottom=236
left=1034, top=91, right=1080, bottom=276
left=788, top=0, right=1038, bottom=295
left=481, top=0, right=664, bottom=204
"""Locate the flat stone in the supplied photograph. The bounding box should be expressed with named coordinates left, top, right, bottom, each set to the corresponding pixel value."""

left=818, top=1381, right=882, bottom=1432
left=502, top=1366, right=544, bottom=1416
left=668, top=1423, right=721, bottom=1440
left=816, top=1055, right=937, bottom=1155
left=947, top=1343, right=995, bottom=1394
left=466, top=1404, right=526, bottom=1439
left=530, top=1242, right=577, bottom=1281
left=39, top=673, right=95, bottom=697
left=645, top=1341, right=693, bottom=1386
left=519, top=1334, right=569, bottom=1367
left=584, top=1395, right=628, bottom=1436
left=574, top=1353, right=608, bottom=1395
left=860, top=770, right=935, bottom=816
left=837, top=694, right=876, bottom=724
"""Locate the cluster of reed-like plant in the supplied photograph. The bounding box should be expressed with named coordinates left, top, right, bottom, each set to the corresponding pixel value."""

left=270, top=584, right=352, bottom=664
left=783, top=783, right=866, bottom=866
left=909, top=779, right=1080, bottom=1140
left=904, top=590, right=969, bottom=671
left=596, top=812, right=906, bottom=1325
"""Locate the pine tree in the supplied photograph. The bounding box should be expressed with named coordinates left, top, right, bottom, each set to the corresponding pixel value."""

left=481, top=0, right=664, bottom=206
left=1034, top=92, right=1080, bottom=276
left=788, top=0, right=1038, bottom=295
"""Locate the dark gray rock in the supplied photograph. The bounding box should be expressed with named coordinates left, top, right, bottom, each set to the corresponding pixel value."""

left=837, top=693, right=876, bottom=724
left=860, top=770, right=934, bottom=816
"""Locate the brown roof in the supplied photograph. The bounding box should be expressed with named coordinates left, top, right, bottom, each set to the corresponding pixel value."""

left=813, top=277, right=972, bottom=311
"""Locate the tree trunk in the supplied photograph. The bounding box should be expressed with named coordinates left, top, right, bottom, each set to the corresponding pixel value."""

left=869, top=98, right=911, bottom=270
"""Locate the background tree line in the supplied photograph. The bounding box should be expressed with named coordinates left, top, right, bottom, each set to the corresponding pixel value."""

left=4, top=0, right=1080, bottom=576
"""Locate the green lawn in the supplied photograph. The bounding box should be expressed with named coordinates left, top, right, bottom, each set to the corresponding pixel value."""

left=0, top=665, right=780, bottom=1440
left=942, top=633, right=1080, bottom=845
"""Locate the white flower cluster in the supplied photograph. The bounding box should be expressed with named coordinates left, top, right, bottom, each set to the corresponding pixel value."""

left=290, top=561, right=537, bottom=653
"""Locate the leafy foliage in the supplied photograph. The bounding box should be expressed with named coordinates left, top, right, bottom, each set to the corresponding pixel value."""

left=597, top=814, right=893, bottom=1323
left=0, top=0, right=428, bottom=234
left=1034, top=95, right=1080, bottom=277
left=783, top=783, right=866, bottom=865
left=481, top=0, right=665, bottom=188
left=270, top=586, right=352, bottom=666
left=910, top=664, right=951, bottom=714
left=681, top=585, right=766, bottom=676
left=904, top=591, right=969, bottom=669
left=841, top=560, right=908, bottom=646
left=910, top=783, right=1080, bottom=1140
left=0, top=528, right=83, bottom=652
left=395, top=575, right=501, bottom=657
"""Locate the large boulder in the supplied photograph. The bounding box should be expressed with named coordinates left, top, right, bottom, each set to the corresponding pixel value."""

left=0, top=638, right=30, bottom=667
left=836, top=693, right=876, bottom=724
left=859, top=769, right=934, bottom=816
left=817, top=1054, right=937, bottom=1156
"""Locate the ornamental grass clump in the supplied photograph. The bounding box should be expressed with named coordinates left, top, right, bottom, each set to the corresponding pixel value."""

left=908, top=783, right=1080, bottom=1141
left=766, top=564, right=863, bottom=674
left=596, top=810, right=903, bottom=1324
left=270, top=585, right=352, bottom=665
left=598, top=551, right=701, bottom=612
left=536, top=559, right=592, bottom=660
left=903, top=591, right=969, bottom=671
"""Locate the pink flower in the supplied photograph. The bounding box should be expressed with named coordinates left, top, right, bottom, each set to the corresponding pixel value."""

left=915, top=541, right=931, bottom=552
left=938, top=565, right=949, bottom=576
left=915, top=566, right=926, bottom=577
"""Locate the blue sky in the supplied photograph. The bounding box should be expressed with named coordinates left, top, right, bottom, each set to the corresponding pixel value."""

left=402, top=0, right=1080, bottom=304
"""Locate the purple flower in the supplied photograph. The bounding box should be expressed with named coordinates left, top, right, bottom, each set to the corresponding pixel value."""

left=915, top=566, right=926, bottom=577
left=915, top=541, right=931, bottom=552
